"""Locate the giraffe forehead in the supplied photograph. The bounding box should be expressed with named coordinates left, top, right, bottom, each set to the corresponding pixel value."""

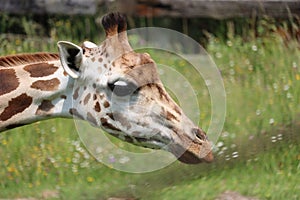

left=83, top=45, right=103, bottom=59
left=125, top=62, right=160, bottom=86
left=102, top=52, right=161, bottom=86
left=114, top=52, right=152, bottom=68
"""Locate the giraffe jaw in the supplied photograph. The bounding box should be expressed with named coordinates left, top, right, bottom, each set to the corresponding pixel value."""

left=102, top=110, right=214, bottom=164
left=144, top=136, right=214, bottom=164
left=106, top=127, right=213, bottom=164
left=175, top=141, right=214, bottom=164
left=126, top=129, right=214, bottom=164
left=178, top=150, right=214, bottom=164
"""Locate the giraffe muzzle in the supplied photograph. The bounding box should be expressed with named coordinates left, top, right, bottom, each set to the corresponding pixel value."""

left=167, top=127, right=214, bottom=164
left=177, top=137, right=214, bottom=164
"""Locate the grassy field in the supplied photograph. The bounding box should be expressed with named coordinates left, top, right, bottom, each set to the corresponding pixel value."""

left=0, top=15, right=300, bottom=199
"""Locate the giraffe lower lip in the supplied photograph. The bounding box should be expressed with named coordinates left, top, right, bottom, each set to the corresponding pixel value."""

left=168, top=140, right=214, bottom=164
left=177, top=150, right=213, bottom=164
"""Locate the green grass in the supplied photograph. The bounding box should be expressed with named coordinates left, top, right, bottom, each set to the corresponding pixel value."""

left=0, top=15, right=300, bottom=199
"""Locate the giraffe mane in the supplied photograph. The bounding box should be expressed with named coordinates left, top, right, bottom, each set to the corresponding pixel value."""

left=0, top=53, right=59, bottom=68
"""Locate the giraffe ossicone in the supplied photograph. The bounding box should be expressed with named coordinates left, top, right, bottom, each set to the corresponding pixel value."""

left=0, top=12, right=213, bottom=164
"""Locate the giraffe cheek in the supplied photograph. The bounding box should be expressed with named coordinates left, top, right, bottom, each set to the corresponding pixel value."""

left=112, top=112, right=132, bottom=130
left=87, top=112, right=98, bottom=126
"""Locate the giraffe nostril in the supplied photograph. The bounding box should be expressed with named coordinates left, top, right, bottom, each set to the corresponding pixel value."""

left=192, top=128, right=207, bottom=141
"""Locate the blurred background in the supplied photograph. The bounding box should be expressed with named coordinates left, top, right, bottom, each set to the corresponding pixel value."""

left=0, top=0, right=300, bottom=200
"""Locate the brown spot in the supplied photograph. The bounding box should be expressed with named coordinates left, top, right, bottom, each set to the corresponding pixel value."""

left=114, top=112, right=132, bottom=130
left=73, top=87, right=80, bottom=100
left=174, top=106, right=181, bottom=116
left=0, top=93, right=32, bottom=121
left=132, top=131, right=141, bottom=137
left=83, top=93, right=91, bottom=105
left=87, top=112, right=97, bottom=125
left=103, top=101, right=110, bottom=108
left=94, top=102, right=101, bottom=112
left=156, top=84, right=170, bottom=102
left=24, top=63, right=58, bottom=77
left=36, top=100, right=54, bottom=115
left=69, top=108, right=84, bottom=120
left=31, top=78, right=60, bottom=91
left=0, top=69, right=19, bottom=96
left=61, top=95, right=67, bottom=99
left=98, top=57, right=103, bottom=63
left=63, top=71, right=68, bottom=76
left=107, top=113, right=114, bottom=120
left=93, top=94, right=97, bottom=100
left=99, top=94, right=104, bottom=99
left=100, top=118, right=121, bottom=131
left=166, top=111, right=179, bottom=122
left=91, top=57, right=95, bottom=62
left=92, top=84, right=96, bottom=89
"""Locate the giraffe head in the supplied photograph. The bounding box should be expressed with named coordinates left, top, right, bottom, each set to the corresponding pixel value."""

left=57, top=13, right=213, bottom=164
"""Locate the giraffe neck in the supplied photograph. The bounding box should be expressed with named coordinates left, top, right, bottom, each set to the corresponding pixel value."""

left=0, top=53, right=74, bottom=132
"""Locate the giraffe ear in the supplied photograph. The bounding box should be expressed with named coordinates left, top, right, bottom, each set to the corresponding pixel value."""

left=57, top=41, right=83, bottom=79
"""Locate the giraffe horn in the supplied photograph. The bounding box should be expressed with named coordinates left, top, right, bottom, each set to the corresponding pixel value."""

left=102, top=12, right=132, bottom=55
left=102, top=12, right=125, bottom=37
left=117, top=14, right=133, bottom=52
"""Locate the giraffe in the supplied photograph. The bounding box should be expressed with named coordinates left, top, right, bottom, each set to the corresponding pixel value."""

left=0, top=13, right=213, bottom=164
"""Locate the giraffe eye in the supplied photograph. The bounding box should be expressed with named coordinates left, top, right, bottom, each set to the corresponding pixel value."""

left=108, top=80, right=138, bottom=97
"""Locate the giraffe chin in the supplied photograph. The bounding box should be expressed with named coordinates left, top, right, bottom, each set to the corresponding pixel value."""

left=169, top=142, right=214, bottom=164
left=177, top=150, right=214, bottom=164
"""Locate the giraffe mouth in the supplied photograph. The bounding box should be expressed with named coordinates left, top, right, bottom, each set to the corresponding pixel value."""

left=130, top=116, right=214, bottom=164
left=166, top=128, right=214, bottom=164
left=177, top=147, right=214, bottom=164
left=106, top=123, right=214, bottom=164
left=168, top=140, right=214, bottom=164
left=132, top=136, right=214, bottom=164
